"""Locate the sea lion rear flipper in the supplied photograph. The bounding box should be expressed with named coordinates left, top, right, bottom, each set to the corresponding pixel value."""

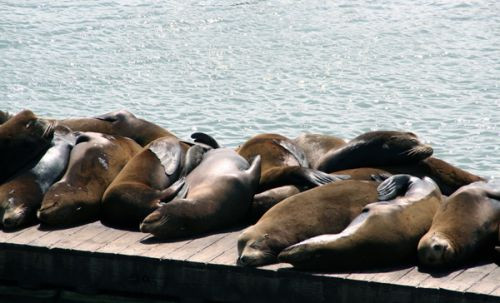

left=158, top=177, right=187, bottom=202
left=191, top=132, right=221, bottom=149
left=275, top=139, right=309, bottom=168
left=370, top=173, right=392, bottom=183
left=149, top=139, right=183, bottom=177
left=377, top=174, right=412, bottom=201
left=181, top=144, right=208, bottom=177
left=93, top=110, right=133, bottom=123
left=246, top=155, right=262, bottom=191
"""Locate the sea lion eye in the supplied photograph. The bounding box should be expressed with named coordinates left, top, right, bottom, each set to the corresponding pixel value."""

left=25, top=121, right=34, bottom=128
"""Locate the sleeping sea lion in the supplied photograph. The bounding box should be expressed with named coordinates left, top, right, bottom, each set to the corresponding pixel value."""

left=0, top=110, right=55, bottom=183
left=57, top=109, right=176, bottom=146
left=37, top=132, right=142, bottom=226
left=140, top=148, right=261, bottom=239
left=0, top=126, right=75, bottom=229
left=418, top=180, right=500, bottom=268
left=237, top=180, right=381, bottom=267
left=278, top=175, right=443, bottom=270
left=315, top=131, right=433, bottom=172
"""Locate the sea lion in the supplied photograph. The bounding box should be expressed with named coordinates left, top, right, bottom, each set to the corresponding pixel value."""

left=237, top=180, right=381, bottom=267
left=56, top=109, right=176, bottom=146
left=0, top=110, right=12, bottom=125
left=101, top=136, right=207, bottom=228
left=237, top=133, right=340, bottom=192
left=140, top=148, right=261, bottom=239
left=37, top=132, right=142, bottom=226
left=315, top=130, right=433, bottom=173
left=331, top=157, right=485, bottom=195
left=292, top=133, right=346, bottom=169
left=0, top=126, right=75, bottom=229
left=278, top=175, right=443, bottom=270
left=417, top=180, right=500, bottom=268
left=0, top=110, right=55, bottom=183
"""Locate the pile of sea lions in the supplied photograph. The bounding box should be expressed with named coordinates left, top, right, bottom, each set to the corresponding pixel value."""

left=0, top=109, right=497, bottom=272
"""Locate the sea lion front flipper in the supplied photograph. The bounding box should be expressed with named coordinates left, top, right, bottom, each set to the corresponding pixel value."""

left=180, top=144, right=208, bottom=177
left=370, top=173, right=392, bottom=183
left=157, top=177, right=187, bottom=203
left=275, top=139, right=309, bottom=168
left=149, top=139, right=183, bottom=177
left=377, top=174, right=412, bottom=201
left=258, top=166, right=348, bottom=193
left=191, top=132, right=221, bottom=149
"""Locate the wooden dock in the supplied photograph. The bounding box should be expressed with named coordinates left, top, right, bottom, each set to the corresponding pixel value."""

left=0, top=222, right=499, bottom=303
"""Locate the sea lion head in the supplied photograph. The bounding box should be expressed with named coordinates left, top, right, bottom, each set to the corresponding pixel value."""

left=237, top=227, right=277, bottom=267
left=358, top=131, right=433, bottom=163
left=417, top=232, right=457, bottom=267
left=37, top=185, right=99, bottom=226
left=2, top=204, right=32, bottom=230
left=140, top=202, right=190, bottom=239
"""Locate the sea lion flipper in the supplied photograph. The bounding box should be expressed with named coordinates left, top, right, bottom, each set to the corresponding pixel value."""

left=301, top=169, right=349, bottom=188
left=275, top=139, right=309, bottom=168
left=148, top=140, right=183, bottom=177
left=158, top=177, right=187, bottom=202
left=370, top=173, right=392, bottom=183
left=94, top=110, right=134, bottom=122
left=181, top=144, right=208, bottom=177
left=377, top=174, right=412, bottom=201
left=191, top=132, right=221, bottom=149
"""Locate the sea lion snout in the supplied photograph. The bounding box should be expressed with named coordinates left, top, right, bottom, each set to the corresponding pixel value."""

left=418, top=234, right=454, bottom=267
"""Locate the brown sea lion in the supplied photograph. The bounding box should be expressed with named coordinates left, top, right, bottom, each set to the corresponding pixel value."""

left=101, top=136, right=202, bottom=229
left=0, top=110, right=55, bottom=183
left=315, top=130, right=433, bottom=172
left=0, top=126, right=75, bottom=229
left=417, top=180, right=500, bottom=268
left=292, top=133, right=346, bottom=169
left=278, top=175, right=443, bottom=270
left=237, top=180, right=381, bottom=267
left=140, top=148, right=261, bottom=239
left=332, top=157, right=485, bottom=196
left=37, top=132, right=142, bottom=226
left=56, top=109, right=176, bottom=146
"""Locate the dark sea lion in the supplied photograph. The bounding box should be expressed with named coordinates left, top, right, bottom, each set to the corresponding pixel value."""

left=237, top=180, right=380, bottom=267
left=417, top=180, right=500, bottom=268
left=332, top=157, right=485, bottom=195
left=37, top=132, right=142, bottom=226
left=140, top=148, right=261, bottom=239
left=0, top=110, right=55, bottom=183
left=315, top=131, right=433, bottom=173
left=57, top=109, right=176, bottom=146
left=0, top=127, right=75, bottom=229
left=101, top=136, right=193, bottom=228
left=0, top=110, right=12, bottom=125
left=278, top=175, right=443, bottom=270
left=292, top=133, right=346, bottom=169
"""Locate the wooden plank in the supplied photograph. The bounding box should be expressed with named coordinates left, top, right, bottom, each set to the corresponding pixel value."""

left=51, top=222, right=108, bottom=250
left=29, top=225, right=87, bottom=248
left=393, top=267, right=431, bottom=287
left=187, top=231, right=240, bottom=263
left=370, top=267, right=415, bottom=284
left=95, top=231, right=148, bottom=254
left=140, top=238, right=194, bottom=259
left=7, top=225, right=50, bottom=245
left=440, top=262, right=498, bottom=292
left=167, top=232, right=227, bottom=261
left=210, top=241, right=239, bottom=266
left=74, top=227, right=129, bottom=252
left=0, top=226, right=34, bottom=242
left=466, top=266, right=500, bottom=295
left=347, top=271, right=380, bottom=281
left=417, top=268, right=465, bottom=289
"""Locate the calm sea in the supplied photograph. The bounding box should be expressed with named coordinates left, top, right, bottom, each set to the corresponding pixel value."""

left=1, top=0, right=498, bottom=178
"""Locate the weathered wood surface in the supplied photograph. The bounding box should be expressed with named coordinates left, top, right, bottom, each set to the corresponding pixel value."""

left=0, top=222, right=498, bottom=303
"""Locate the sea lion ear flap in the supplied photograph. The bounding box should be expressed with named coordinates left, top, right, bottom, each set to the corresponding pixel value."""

left=377, top=174, right=412, bottom=201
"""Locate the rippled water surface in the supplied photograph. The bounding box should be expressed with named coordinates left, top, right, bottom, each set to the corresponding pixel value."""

left=1, top=0, right=499, bottom=178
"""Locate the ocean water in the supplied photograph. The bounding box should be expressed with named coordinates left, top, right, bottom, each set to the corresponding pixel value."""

left=1, top=0, right=498, bottom=178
